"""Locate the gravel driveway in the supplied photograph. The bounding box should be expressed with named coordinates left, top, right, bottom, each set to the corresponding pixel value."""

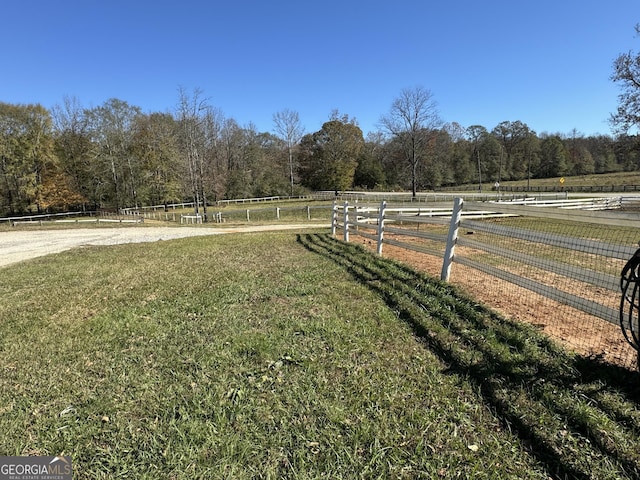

left=0, top=224, right=323, bottom=268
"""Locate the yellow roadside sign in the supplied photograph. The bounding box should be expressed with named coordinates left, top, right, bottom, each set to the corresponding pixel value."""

left=560, top=177, right=565, bottom=184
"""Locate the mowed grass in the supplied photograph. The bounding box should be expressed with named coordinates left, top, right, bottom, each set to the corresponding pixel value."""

left=489, top=171, right=640, bottom=189
left=1, top=232, right=640, bottom=478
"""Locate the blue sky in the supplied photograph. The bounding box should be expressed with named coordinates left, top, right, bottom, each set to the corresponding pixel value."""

left=2, top=1, right=638, bottom=137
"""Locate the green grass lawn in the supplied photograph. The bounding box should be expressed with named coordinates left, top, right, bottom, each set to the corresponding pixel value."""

left=450, top=170, right=640, bottom=192
left=495, top=171, right=640, bottom=189
left=1, top=231, right=640, bottom=479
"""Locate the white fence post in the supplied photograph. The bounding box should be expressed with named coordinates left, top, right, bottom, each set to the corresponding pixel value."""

left=441, top=197, right=464, bottom=282
left=343, top=201, right=349, bottom=242
left=276, top=207, right=280, bottom=220
left=331, top=201, right=338, bottom=236
left=376, top=200, right=386, bottom=255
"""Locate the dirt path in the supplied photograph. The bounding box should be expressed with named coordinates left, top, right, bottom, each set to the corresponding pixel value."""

left=0, top=224, right=326, bottom=268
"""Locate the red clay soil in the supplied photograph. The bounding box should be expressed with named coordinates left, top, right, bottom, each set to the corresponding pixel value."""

left=352, top=236, right=637, bottom=369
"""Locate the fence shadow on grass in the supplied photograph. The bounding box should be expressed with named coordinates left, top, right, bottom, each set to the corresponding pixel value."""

left=298, top=233, right=640, bottom=480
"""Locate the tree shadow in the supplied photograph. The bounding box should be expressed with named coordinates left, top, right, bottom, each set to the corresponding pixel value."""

left=298, top=233, right=640, bottom=479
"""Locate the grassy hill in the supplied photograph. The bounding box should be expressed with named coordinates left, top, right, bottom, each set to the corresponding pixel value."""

left=496, top=171, right=640, bottom=189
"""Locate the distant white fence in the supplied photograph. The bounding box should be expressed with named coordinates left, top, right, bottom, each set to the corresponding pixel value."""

left=130, top=204, right=328, bottom=223
left=0, top=211, right=143, bottom=226
left=180, top=214, right=203, bottom=224
left=120, top=194, right=335, bottom=216
left=333, top=197, right=640, bottom=369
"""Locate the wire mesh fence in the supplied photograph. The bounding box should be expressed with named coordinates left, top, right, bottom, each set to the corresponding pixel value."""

left=456, top=209, right=637, bottom=369
left=335, top=198, right=640, bottom=371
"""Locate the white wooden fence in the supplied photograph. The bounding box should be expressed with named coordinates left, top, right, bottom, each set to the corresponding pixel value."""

left=333, top=197, right=640, bottom=369
left=1, top=211, right=143, bottom=226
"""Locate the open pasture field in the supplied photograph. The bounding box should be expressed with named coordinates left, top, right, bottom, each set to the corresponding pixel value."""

left=1, top=231, right=640, bottom=478
left=495, top=171, right=640, bottom=189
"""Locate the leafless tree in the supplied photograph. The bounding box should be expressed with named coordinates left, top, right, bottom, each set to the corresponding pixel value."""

left=273, top=109, right=304, bottom=196
left=176, top=87, right=212, bottom=219
left=379, top=86, right=441, bottom=197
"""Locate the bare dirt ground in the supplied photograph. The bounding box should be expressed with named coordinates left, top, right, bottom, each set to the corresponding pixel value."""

left=0, top=224, right=324, bottom=269
left=352, top=236, right=638, bottom=369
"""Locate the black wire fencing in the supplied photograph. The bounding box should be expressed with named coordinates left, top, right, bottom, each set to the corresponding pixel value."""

left=334, top=198, right=640, bottom=370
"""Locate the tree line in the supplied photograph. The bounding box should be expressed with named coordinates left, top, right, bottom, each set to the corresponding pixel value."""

left=1, top=86, right=639, bottom=217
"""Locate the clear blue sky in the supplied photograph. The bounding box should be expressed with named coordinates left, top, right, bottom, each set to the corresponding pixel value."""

left=2, top=0, right=638, bottom=137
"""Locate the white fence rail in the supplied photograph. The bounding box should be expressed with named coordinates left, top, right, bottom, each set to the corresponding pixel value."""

left=0, top=211, right=143, bottom=226
left=333, top=197, right=640, bottom=369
